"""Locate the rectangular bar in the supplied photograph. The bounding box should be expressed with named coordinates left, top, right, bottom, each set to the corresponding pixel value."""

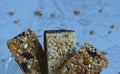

left=7, top=29, right=44, bottom=74
left=61, top=42, right=109, bottom=74
left=44, top=29, right=76, bottom=74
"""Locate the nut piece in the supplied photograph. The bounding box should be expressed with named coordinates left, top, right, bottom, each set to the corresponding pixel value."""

left=35, top=10, right=42, bottom=16
left=90, top=30, right=95, bottom=35
left=9, top=11, right=15, bottom=16
left=14, top=19, right=20, bottom=24
left=101, top=50, right=108, bottom=55
left=110, top=24, right=115, bottom=29
left=51, top=13, right=56, bottom=18
left=74, top=10, right=80, bottom=15
left=108, top=30, right=112, bottom=34
left=98, top=9, right=103, bottom=13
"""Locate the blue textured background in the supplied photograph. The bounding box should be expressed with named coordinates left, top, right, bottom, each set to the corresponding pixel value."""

left=0, top=0, right=120, bottom=74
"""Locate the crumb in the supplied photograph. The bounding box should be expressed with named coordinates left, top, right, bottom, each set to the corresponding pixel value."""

left=1, top=59, right=6, bottom=63
left=37, top=29, right=42, bottom=31
left=99, top=9, right=103, bottom=13
left=110, top=24, right=115, bottom=29
left=74, top=10, right=80, bottom=15
left=108, top=30, right=112, bottom=34
left=35, top=10, right=42, bottom=16
left=90, top=30, right=95, bottom=35
left=9, top=11, right=15, bottom=16
left=14, top=19, right=20, bottom=24
left=51, top=12, right=56, bottom=18
left=76, top=42, right=80, bottom=46
left=101, top=50, right=108, bottom=55
left=11, top=55, right=14, bottom=57
left=37, top=35, right=42, bottom=37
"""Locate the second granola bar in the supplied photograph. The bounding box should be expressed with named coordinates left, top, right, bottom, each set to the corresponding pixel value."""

left=44, top=29, right=76, bottom=74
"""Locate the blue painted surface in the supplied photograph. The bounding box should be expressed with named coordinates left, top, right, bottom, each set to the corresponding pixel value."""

left=0, top=0, right=120, bottom=74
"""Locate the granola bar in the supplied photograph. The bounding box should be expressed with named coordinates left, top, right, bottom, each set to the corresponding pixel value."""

left=44, top=30, right=76, bottom=74
left=61, top=42, right=109, bottom=74
left=7, top=29, right=44, bottom=74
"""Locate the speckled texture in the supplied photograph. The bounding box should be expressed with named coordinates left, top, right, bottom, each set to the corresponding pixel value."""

left=61, top=42, right=108, bottom=74
left=44, top=30, right=76, bottom=74
left=7, top=29, right=44, bottom=74
left=0, top=0, right=120, bottom=74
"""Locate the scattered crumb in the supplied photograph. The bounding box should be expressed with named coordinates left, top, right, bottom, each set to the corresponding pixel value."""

left=76, top=42, right=80, bottom=46
left=101, top=50, right=108, bottom=55
left=35, top=10, right=42, bottom=16
left=74, top=10, right=80, bottom=15
left=37, top=35, right=42, bottom=37
left=90, top=30, right=95, bottom=35
left=110, top=24, right=115, bottom=29
left=108, top=24, right=115, bottom=34
left=1, top=58, right=6, bottom=63
left=98, top=9, right=103, bottom=13
left=11, top=55, right=13, bottom=57
left=51, top=12, right=56, bottom=18
left=108, top=30, right=112, bottom=34
left=9, top=11, right=15, bottom=16
left=14, top=19, right=20, bottom=24
left=37, top=29, right=42, bottom=31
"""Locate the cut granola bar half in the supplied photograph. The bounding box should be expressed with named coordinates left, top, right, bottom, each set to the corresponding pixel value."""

left=7, top=29, right=44, bottom=74
left=44, top=29, right=76, bottom=74
left=61, top=42, right=109, bottom=74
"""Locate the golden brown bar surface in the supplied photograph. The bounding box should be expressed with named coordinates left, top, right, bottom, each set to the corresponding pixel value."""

left=7, top=29, right=44, bottom=74
left=44, top=30, right=76, bottom=74
left=61, top=42, right=109, bottom=74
